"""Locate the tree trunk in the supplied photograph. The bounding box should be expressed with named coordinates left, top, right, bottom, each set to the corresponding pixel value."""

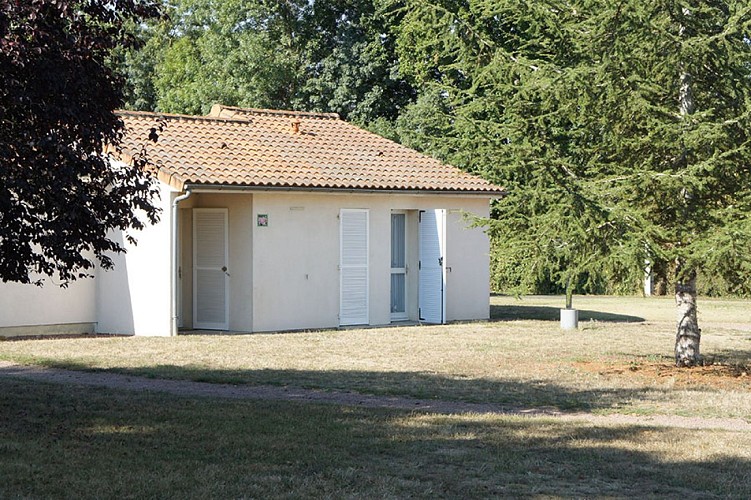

left=675, top=10, right=699, bottom=367
left=675, top=266, right=701, bottom=367
left=565, top=276, right=573, bottom=309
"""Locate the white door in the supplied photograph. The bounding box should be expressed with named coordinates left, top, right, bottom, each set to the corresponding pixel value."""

left=419, top=209, right=446, bottom=324
left=390, top=212, right=408, bottom=321
left=193, top=208, right=229, bottom=330
left=340, top=209, right=369, bottom=326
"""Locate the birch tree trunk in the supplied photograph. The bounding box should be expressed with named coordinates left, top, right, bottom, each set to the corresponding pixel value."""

left=675, top=263, right=701, bottom=366
left=674, top=12, right=701, bottom=367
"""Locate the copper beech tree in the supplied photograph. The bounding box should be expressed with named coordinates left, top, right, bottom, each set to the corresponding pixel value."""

left=0, top=0, right=161, bottom=285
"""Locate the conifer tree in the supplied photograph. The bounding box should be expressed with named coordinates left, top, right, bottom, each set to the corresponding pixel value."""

left=389, top=0, right=751, bottom=366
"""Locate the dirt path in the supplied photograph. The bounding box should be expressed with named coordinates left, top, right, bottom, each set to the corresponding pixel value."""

left=1, top=360, right=748, bottom=431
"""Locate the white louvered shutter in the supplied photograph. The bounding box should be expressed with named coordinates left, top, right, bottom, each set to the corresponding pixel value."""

left=193, top=209, right=229, bottom=330
left=340, top=209, right=369, bottom=325
left=418, top=209, right=446, bottom=324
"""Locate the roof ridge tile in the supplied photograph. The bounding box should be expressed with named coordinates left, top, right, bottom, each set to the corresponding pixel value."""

left=209, top=104, right=340, bottom=120
left=116, top=109, right=251, bottom=125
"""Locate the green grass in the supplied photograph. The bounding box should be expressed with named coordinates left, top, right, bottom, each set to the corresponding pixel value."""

left=1, top=295, right=749, bottom=419
left=1, top=378, right=750, bottom=499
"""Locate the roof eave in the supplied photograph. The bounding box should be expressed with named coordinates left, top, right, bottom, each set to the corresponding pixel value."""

left=182, top=183, right=505, bottom=198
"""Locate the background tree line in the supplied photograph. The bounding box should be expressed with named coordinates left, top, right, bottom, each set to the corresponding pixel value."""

left=119, top=0, right=415, bottom=125
left=117, top=0, right=751, bottom=304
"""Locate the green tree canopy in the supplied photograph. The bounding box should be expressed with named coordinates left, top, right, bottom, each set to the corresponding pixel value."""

left=122, top=0, right=415, bottom=123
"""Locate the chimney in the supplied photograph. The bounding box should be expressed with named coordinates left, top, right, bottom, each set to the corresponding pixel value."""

left=290, top=119, right=301, bottom=134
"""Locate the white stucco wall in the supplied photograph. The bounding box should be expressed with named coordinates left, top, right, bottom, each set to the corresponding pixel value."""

left=445, top=201, right=491, bottom=321
left=0, top=186, right=491, bottom=338
left=249, top=192, right=492, bottom=332
left=96, top=182, right=175, bottom=336
left=0, top=275, right=96, bottom=336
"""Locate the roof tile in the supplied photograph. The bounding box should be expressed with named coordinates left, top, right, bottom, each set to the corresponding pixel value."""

left=113, top=105, right=504, bottom=194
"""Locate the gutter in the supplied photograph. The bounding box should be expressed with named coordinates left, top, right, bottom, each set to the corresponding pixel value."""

left=170, top=188, right=192, bottom=336
left=184, top=184, right=505, bottom=198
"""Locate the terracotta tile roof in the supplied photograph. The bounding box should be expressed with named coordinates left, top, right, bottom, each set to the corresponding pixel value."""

left=112, top=105, right=504, bottom=194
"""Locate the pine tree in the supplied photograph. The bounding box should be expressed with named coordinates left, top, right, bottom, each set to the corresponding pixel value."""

left=389, top=0, right=751, bottom=366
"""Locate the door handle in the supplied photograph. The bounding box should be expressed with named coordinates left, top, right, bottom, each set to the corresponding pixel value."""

left=438, top=257, right=443, bottom=266
left=221, top=266, right=231, bottom=277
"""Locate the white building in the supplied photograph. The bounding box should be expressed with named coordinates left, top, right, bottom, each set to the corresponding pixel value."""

left=0, top=105, right=504, bottom=337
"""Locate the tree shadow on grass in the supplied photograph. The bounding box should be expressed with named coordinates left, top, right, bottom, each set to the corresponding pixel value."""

left=701, top=348, right=751, bottom=370
left=3, top=361, right=671, bottom=413
left=0, top=378, right=748, bottom=498
left=491, top=304, right=644, bottom=323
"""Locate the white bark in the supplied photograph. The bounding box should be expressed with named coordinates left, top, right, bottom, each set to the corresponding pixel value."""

left=679, top=72, right=695, bottom=115
left=674, top=10, right=701, bottom=367
left=675, top=267, right=701, bottom=366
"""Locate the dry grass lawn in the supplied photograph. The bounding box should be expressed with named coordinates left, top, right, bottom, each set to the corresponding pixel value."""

left=1, top=295, right=750, bottom=498
left=1, top=378, right=749, bottom=498
left=1, top=295, right=749, bottom=419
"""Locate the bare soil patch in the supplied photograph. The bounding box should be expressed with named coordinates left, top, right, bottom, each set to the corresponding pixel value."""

left=576, top=360, right=751, bottom=390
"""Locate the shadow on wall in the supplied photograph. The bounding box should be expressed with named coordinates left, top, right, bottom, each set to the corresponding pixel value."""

left=490, top=304, right=644, bottom=323
left=96, top=230, right=135, bottom=334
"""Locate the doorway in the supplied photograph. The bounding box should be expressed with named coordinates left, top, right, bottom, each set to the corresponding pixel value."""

left=192, top=208, right=229, bottom=330
left=390, top=212, right=408, bottom=321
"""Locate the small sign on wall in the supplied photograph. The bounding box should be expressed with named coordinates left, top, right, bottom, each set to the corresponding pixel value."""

left=257, top=214, right=269, bottom=227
